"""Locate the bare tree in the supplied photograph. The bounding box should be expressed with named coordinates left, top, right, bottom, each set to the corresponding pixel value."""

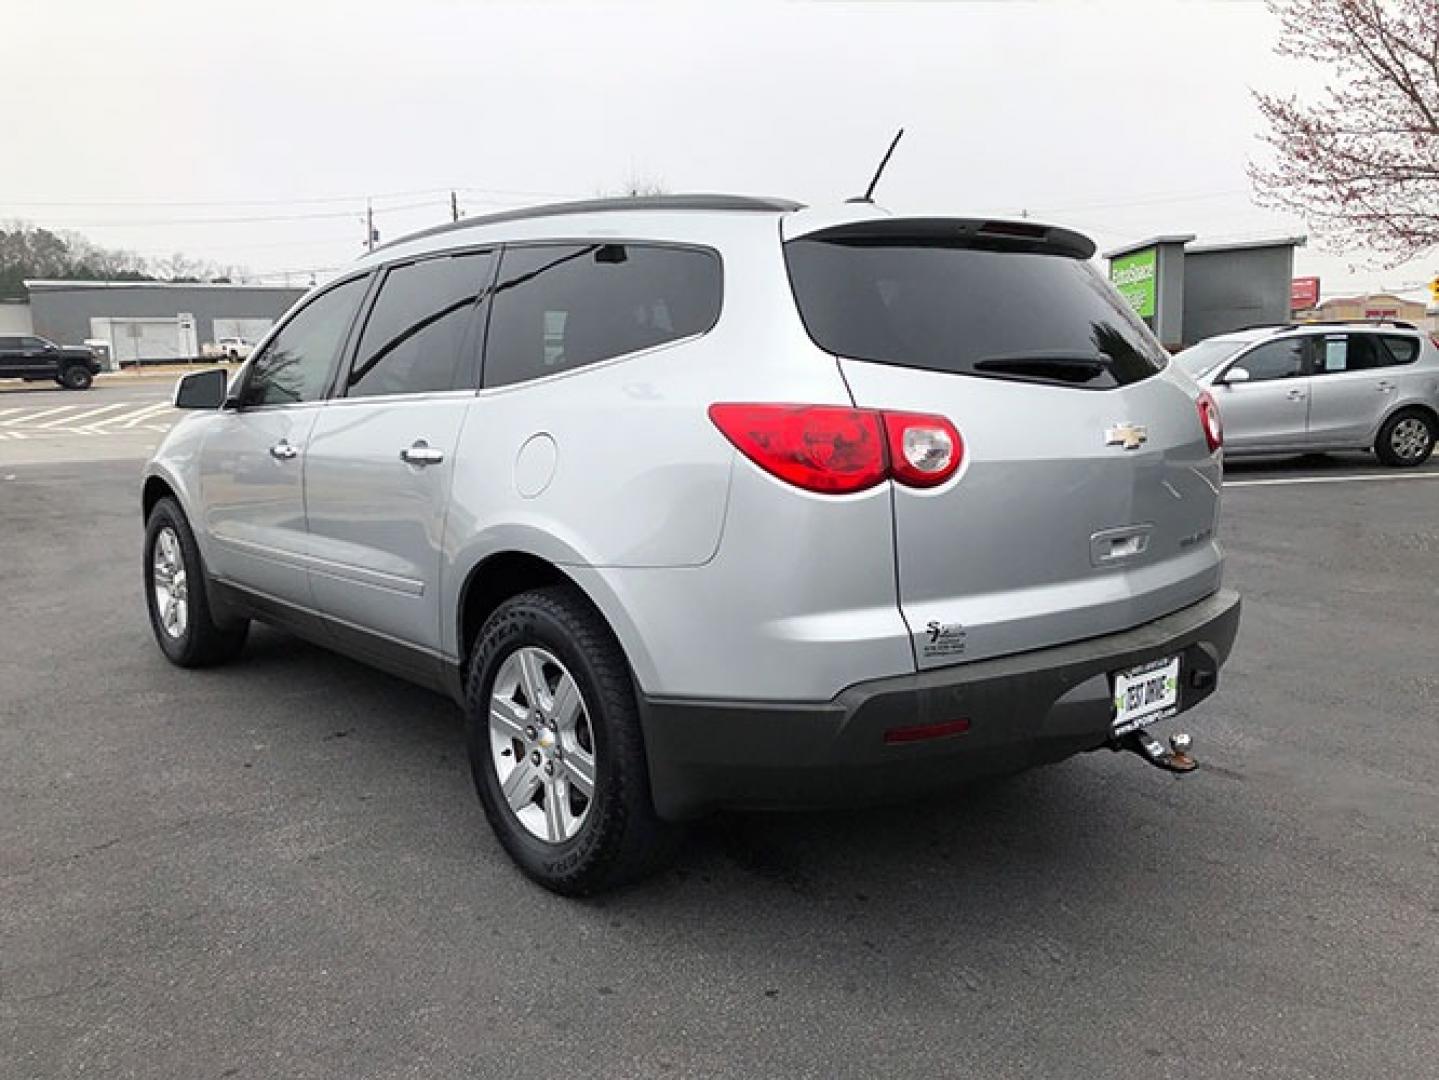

left=612, top=176, right=668, bottom=197
left=1250, top=0, right=1439, bottom=264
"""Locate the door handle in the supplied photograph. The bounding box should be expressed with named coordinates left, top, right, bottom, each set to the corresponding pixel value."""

left=1286, top=388, right=1307, bottom=400
left=1376, top=381, right=1396, bottom=392
left=269, top=440, right=299, bottom=461
left=399, top=441, right=445, bottom=466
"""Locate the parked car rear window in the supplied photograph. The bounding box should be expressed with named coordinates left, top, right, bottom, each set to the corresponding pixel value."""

left=784, top=238, right=1168, bottom=388
left=483, top=243, right=722, bottom=389
left=348, top=251, right=494, bottom=398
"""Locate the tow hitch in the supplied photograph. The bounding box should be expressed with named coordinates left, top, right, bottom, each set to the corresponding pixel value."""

left=1113, top=729, right=1197, bottom=773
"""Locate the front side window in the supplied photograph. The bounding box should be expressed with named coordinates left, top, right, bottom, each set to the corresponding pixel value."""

left=1173, top=337, right=1250, bottom=379
left=483, top=243, right=722, bottom=389
left=347, top=251, right=495, bottom=398
left=241, top=275, right=369, bottom=407
left=1231, top=338, right=1308, bottom=382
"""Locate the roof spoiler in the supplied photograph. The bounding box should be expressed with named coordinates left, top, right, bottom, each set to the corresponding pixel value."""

left=790, top=217, right=1096, bottom=260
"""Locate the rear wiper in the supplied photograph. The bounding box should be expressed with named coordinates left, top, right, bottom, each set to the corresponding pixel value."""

left=972, top=351, right=1112, bottom=384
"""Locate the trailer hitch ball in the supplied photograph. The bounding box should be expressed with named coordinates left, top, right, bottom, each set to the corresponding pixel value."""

left=1115, top=728, right=1198, bottom=773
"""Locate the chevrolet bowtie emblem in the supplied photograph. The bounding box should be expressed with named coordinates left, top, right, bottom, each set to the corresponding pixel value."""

left=1105, top=423, right=1148, bottom=450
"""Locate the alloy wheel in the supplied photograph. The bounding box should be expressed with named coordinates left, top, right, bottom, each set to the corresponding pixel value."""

left=1390, top=417, right=1432, bottom=462
left=488, top=646, right=597, bottom=844
left=151, top=527, right=189, bottom=639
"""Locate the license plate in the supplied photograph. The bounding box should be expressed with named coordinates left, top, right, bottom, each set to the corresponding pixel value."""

left=1111, top=655, right=1181, bottom=736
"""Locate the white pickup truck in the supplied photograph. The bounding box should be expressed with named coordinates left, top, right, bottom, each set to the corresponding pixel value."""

left=201, top=336, right=254, bottom=361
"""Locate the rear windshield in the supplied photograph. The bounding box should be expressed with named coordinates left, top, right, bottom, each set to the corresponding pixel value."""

left=784, top=237, right=1168, bottom=389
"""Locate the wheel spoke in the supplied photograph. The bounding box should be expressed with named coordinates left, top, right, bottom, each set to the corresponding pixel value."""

left=488, top=697, right=529, bottom=741
left=501, top=762, right=541, bottom=813
left=563, top=745, right=595, bottom=798
left=542, top=776, right=570, bottom=842
left=517, top=649, right=549, bottom=712
left=550, top=674, right=581, bottom=730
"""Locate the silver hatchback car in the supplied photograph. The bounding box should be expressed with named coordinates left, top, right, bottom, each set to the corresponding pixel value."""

left=143, top=195, right=1241, bottom=893
left=1174, top=322, right=1439, bottom=466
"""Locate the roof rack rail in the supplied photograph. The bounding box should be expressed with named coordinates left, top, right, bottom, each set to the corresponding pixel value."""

left=1287, top=318, right=1418, bottom=331
left=1241, top=318, right=1420, bottom=333
left=373, top=194, right=805, bottom=254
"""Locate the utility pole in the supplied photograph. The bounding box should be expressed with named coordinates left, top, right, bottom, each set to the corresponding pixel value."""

left=450, top=190, right=460, bottom=223
left=366, top=200, right=376, bottom=254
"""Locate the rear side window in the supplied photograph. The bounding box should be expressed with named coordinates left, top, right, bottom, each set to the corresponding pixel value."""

left=347, top=251, right=495, bottom=398
left=785, top=238, right=1168, bottom=388
left=1380, top=335, right=1420, bottom=366
left=483, top=243, right=722, bottom=389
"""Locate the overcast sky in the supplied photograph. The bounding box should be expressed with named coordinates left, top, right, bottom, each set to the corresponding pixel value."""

left=5, top=0, right=1433, bottom=299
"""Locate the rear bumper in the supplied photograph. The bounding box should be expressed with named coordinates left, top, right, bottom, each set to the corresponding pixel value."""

left=639, top=588, right=1241, bottom=820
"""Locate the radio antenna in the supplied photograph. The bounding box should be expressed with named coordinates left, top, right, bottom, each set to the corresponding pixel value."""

left=850, top=128, right=905, bottom=204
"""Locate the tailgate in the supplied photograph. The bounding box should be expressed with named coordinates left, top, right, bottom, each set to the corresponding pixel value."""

left=784, top=217, right=1224, bottom=668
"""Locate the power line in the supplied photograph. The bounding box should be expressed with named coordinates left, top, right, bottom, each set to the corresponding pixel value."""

left=0, top=187, right=453, bottom=209
left=12, top=198, right=450, bottom=229
left=0, top=184, right=584, bottom=211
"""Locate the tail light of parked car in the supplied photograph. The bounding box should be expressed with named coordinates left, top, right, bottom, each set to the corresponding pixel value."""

left=707, top=403, right=963, bottom=494
left=1197, top=391, right=1223, bottom=453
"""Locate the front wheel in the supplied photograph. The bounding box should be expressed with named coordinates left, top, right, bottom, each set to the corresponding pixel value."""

left=1375, top=410, right=1436, bottom=467
left=60, top=365, right=93, bottom=390
left=465, top=586, right=677, bottom=895
left=144, top=498, right=249, bottom=667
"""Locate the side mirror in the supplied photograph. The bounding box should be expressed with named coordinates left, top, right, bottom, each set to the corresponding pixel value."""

left=173, top=368, right=227, bottom=410
left=1222, top=366, right=1251, bottom=385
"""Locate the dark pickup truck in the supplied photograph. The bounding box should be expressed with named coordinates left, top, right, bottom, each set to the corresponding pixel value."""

left=0, top=335, right=101, bottom=390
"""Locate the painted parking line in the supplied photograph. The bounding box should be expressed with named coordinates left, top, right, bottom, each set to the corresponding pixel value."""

left=38, top=402, right=129, bottom=428
left=0, top=405, right=76, bottom=426
left=110, top=402, right=175, bottom=429
left=1226, top=472, right=1439, bottom=488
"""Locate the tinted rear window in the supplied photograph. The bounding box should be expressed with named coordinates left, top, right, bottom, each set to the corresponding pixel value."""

left=785, top=238, right=1168, bottom=388
left=483, top=243, right=721, bottom=389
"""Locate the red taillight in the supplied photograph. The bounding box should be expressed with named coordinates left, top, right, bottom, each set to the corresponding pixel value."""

left=882, top=411, right=963, bottom=488
left=1197, top=390, right=1223, bottom=453
left=708, top=404, right=963, bottom=494
left=707, top=404, right=887, bottom=494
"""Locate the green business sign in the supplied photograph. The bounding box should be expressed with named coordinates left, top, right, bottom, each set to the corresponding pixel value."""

left=1111, top=248, right=1157, bottom=319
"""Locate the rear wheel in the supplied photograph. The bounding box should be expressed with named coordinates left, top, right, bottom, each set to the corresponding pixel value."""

left=144, top=497, right=249, bottom=667
left=465, top=586, right=677, bottom=895
left=60, top=365, right=93, bottom=390
left=1375, top=410, right=1436, bottom=467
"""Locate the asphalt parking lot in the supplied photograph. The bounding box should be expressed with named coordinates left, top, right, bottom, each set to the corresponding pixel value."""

left=2, top=397, right=1437, bottom=1078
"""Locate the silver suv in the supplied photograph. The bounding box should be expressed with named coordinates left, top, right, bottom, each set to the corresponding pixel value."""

left=142, top=195, right=1241, bottom=893
left=1174, top=322, right=1439, bottom=466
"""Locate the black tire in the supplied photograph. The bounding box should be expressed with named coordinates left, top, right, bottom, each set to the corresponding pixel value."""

left=60, top=365, right=93, bottom=390
left=143, top=497, right=249, bottom=667
left=1374, top=409, right=1436, bottom=467
left=465, top=586, right=677, bottom=895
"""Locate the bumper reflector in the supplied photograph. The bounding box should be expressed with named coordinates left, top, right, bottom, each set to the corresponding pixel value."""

left=883, top=718, right=971, bottom=745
